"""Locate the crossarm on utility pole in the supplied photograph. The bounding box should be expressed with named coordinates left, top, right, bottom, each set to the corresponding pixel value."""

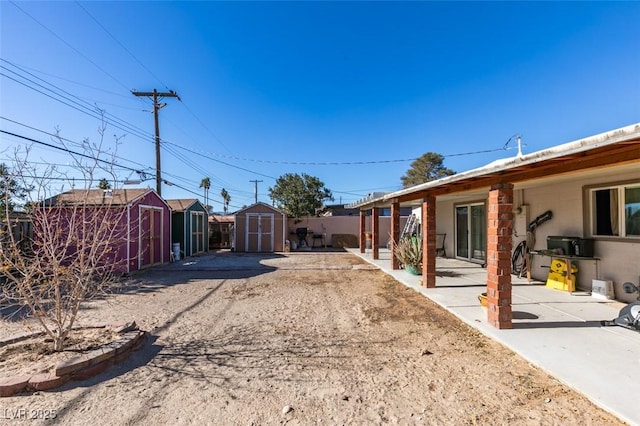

left=132, top=88, right=179, bottom=196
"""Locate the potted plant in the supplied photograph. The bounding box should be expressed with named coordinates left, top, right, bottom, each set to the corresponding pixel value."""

left=392, top=236, right=423, bottom=275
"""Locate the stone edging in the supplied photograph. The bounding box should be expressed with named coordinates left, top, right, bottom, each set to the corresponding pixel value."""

left=0, top=321, right=146, bottom=397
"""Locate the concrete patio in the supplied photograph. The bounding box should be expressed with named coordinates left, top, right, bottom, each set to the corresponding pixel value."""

left=348, top=248, right=640, bottom=425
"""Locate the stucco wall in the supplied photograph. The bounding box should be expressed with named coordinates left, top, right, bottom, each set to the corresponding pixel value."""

left=415, top=167, right=640, bottom=302
left=519, top=169, right=640, bottom=301
left=287, top=215, right=408, bottom=248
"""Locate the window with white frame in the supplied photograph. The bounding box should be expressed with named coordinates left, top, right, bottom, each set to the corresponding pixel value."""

left=590, top=183, right=640, bottom=237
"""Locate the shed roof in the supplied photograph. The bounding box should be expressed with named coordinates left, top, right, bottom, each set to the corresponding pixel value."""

left=234, top=202, right=285, bottom=216
left=43, top=188, right=152, bottom=207
left=166, top=198, right=200, bottom=212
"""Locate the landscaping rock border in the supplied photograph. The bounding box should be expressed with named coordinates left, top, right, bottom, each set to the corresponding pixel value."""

left=0, top=322, right=146, bottom=397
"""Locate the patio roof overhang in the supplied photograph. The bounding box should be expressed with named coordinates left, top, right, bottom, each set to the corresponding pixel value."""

left=349, top=123, right=640, bottom=209
left=352, top=123, right=640, bottom=330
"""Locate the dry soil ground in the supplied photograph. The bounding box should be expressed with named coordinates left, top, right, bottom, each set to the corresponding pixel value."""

left=0, top=251, right=623, bottom=425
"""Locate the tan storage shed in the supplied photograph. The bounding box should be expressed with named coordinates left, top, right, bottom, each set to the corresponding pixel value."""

left=234, top=202, right=286, bottom=252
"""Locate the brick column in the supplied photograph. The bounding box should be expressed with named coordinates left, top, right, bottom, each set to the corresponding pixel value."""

left=390, top=201, right=400, bottom=270
left=359, top=210, right=366, bottom=253
left=372, top=207, right=380, bottom=260
left=486, top=183, right=514, bottom=329
left=422, top=196, right=436, bottom=288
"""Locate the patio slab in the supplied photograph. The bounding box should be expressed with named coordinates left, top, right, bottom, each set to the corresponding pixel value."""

left=349, top=248, right=640, bottom=426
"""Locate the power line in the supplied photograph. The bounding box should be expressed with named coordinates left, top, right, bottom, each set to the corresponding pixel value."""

left=2, top=61, right=509, bottom=174
left=1, top=129, right=252, bottom=206
left=0, top=157, right=136, bottom=173
left=162, top=138, right=510, bottom=167
left=0, top=61, right=154, bottom=142
left=70, top=2, right=235, bottom=157
left=1, top=69, right=241, bottom=199
left=0, top=129, right=148, bottom=176
left=8, top=0, right=137, bottom=96
left=176, top=100, right=234, bottom=155
left=162, top=144, right=239, bottom=191
left=74, top=1, right=171, bottom=93
left=1, top=58, right=153, bottom=138
left=2, top=60, right=133, bottom=100
left=0, top=116, right=155, bottom=173
left=164, top=140, right=278, bottom=180
left=1, top=126, right=245, bottom=204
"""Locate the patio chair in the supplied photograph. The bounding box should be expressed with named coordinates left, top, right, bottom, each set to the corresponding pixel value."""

left=436, top=233, right=446, bottom=257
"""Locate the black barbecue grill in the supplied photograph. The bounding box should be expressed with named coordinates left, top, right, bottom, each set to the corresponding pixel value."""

left=295, top=227, right=308, bottom=247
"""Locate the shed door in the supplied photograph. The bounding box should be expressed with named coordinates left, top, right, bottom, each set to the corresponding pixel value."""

left=191, top=212, right=205, bottom=255
left=140, top=207, right=163, bottom=268
left=246, top=213, right=274, bottom=252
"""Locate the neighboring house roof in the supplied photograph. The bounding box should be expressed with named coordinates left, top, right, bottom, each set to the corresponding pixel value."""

left=166, top=199, right=200, bottom=213
left=349, top=123, right=640, bottom=208
left=317, top=204, right=360, bottom=216
left=43, top=188, right=152, bottom=207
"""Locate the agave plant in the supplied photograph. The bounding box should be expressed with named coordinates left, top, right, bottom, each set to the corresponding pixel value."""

left=392, top=236, right=423, bottom=272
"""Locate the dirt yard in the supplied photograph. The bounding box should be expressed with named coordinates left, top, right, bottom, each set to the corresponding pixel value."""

left=1, top=251, right=622, bottom=425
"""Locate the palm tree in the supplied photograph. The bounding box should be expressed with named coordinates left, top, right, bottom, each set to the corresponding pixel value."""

left=199, top=177, right=211, bottom=208
left=221, top=188, right=231, bottom=214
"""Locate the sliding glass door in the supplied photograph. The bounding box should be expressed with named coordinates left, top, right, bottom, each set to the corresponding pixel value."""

left=455, top=203, right=486, bottom=263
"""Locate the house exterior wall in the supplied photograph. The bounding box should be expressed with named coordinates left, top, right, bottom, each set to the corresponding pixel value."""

left=519, top=168, right=639, bottom=301
left=234, top=203, right=285, bottom=252
left=419, top=166, right=639, bottom=303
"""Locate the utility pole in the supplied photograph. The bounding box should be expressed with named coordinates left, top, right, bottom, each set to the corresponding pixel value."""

left=132, top=89, right=180, bottom=196
left=250, top=179, right=262, bottom=204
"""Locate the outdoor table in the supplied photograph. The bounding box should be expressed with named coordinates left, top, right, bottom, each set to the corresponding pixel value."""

left=530, top=250, right=600, bottom=294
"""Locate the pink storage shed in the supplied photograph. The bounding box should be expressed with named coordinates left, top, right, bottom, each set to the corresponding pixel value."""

left=42, top=188, right=171, bottom=274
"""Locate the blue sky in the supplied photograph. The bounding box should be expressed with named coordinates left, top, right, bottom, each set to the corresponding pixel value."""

left=1, top=1, right=639, bottom=211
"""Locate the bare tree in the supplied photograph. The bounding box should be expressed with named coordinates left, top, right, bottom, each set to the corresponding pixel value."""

left=1, top=121, right=130, bottom=351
